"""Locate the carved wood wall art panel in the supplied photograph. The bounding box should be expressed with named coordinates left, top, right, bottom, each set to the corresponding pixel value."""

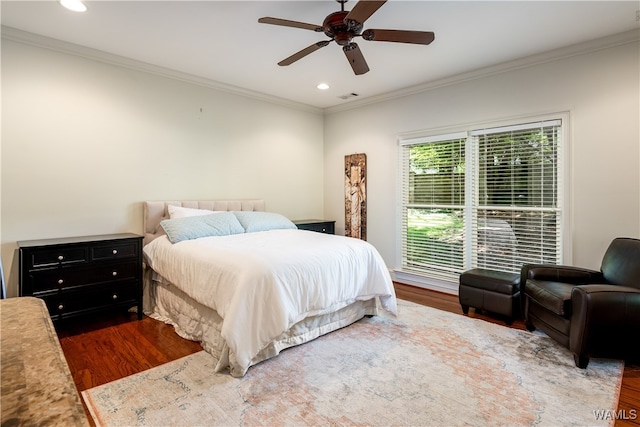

left=345, top=153, right=367, bottom=240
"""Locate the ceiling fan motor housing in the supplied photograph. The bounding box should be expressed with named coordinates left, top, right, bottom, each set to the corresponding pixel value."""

left=323, top=11, right=362, bottom=46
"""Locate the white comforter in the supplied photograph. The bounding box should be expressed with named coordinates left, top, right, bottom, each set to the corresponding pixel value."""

left=143, top=229, right=397, bottom=376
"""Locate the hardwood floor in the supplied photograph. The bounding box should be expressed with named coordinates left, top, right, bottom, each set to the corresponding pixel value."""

left=56, top=283, right=639, bottom=426
left=57, top=312, right=202, bottom=391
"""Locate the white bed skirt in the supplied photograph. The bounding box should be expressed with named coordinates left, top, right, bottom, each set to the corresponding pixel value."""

left=143, top=270, right=379, bottom=376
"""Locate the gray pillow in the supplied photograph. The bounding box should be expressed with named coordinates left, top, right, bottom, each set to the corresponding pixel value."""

left=160, top=212, right=245, bottom=243
left=232, top=211, right=297, bottom=233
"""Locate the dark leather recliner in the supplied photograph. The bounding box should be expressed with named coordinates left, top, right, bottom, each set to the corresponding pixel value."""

left=521, top=237, right=640, bottom=368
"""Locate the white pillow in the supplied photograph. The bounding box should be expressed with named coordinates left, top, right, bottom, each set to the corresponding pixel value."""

left=168, top=205, right=218, bottom=219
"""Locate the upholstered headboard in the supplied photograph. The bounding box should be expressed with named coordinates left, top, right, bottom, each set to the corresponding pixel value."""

left=143, top=199, right=265, bottom=245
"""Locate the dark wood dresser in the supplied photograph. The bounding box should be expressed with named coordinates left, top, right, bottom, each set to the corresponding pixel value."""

left=18, top=233, right=143, bottom=322
left=293, top=219, right=336, bottom=234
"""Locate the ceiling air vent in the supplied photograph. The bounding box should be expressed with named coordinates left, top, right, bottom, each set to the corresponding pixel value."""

left=338, top=93, right=359, bottom=100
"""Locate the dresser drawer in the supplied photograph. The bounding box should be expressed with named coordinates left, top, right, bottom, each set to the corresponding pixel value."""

left=92, top=241, right=138, bottom=261
left=89, top=260, right=138, bottom=282
left=305, top=223, right=335, bottom=234
left=41, top=282, right=138, bottom=320
left=294, top=220, right=336, bottom=234
left=28, top=267, right=90, bottom=293
left=28, top=261, right=139, bottom=293
left=28, top=247, right=88, bottom=268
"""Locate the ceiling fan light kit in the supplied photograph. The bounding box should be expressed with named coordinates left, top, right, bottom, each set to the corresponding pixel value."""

left=259, top=0, right=435, bottom=76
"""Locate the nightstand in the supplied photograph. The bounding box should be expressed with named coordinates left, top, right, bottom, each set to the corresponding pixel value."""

left=18, top=233, right=143, bottom=322
left=293, top=219, right=336, bottom=234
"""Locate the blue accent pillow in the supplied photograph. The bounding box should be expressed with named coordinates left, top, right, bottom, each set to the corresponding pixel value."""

left=232, top=211, right=297, bottom=233
left=160, top=212, right=245, bottom=243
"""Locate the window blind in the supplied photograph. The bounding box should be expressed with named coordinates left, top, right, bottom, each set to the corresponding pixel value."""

left=400, top=134, right=467, bottom=281
left=472, top=120, right=562, bottom=272
left=399, top=119, right=563, bottom=280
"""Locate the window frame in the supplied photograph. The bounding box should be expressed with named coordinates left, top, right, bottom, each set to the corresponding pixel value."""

left=395, top=113, right=571, bottom=291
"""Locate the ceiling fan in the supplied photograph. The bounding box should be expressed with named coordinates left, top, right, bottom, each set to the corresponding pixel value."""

left=258, top=0, right=435, bottom=75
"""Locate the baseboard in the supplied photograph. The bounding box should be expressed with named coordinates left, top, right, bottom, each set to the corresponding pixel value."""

left=391, top=270, right=459, bottom=295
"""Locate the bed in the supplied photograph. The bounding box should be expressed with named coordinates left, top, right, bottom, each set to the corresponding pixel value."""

left=142, top=199, right=397, bottom=377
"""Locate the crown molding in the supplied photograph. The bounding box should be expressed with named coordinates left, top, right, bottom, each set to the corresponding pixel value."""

left=0, top=26, right=323, bottom=115
left=324, top=29, right=640, bottom=115
left=2, top=26, right=637, bottom=116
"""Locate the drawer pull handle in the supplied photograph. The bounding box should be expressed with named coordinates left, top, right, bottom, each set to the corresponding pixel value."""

left=58, top=255, right=64, bottom=261
left=58, top=304, right=64, bottom=311
left=112, top=271, right=118, bottom=277
left=112, top=294, right=118, bottom=300
left=112, top=249, right=118, bottom=255
left=58, top=279, right=64, bottom=285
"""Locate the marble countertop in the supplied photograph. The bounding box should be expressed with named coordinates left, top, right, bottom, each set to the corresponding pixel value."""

left=1, top=297, right=90, bottom=426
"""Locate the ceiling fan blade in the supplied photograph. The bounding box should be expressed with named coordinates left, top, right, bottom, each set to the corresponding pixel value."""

left=258, top=17, right=323, bottom=32
left=278, top=40, right=331, bottom=66
left=343, top=43, right=369, bottom=75
left=362, top=29, right=435, bottom=45
left=344, top=0, right=386, bottom=25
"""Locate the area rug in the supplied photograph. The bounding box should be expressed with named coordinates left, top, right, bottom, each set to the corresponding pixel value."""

left=82, top=300, right=623, bottom=427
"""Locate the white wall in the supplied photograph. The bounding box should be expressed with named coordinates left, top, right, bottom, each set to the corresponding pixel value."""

left=324, top=37, right=640, bottom=290
left=2, top=33, right=638, bottom=298
left=1, top=39, right=325, bottom=297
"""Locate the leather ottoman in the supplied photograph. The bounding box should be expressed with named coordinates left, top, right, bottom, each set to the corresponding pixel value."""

left=459, top=268, right=521, bottom=324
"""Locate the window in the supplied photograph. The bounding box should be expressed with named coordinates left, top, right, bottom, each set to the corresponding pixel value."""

left=399, top=118, right=565, bottom=282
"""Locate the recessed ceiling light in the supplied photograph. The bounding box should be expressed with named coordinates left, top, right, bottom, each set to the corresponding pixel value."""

left=317, top=83, right=330, bottom=90
left=60, top=0, right=87, bottom=12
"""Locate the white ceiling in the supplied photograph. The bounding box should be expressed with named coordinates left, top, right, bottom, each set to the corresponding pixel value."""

left=2, top=1, right=639, bottom=110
